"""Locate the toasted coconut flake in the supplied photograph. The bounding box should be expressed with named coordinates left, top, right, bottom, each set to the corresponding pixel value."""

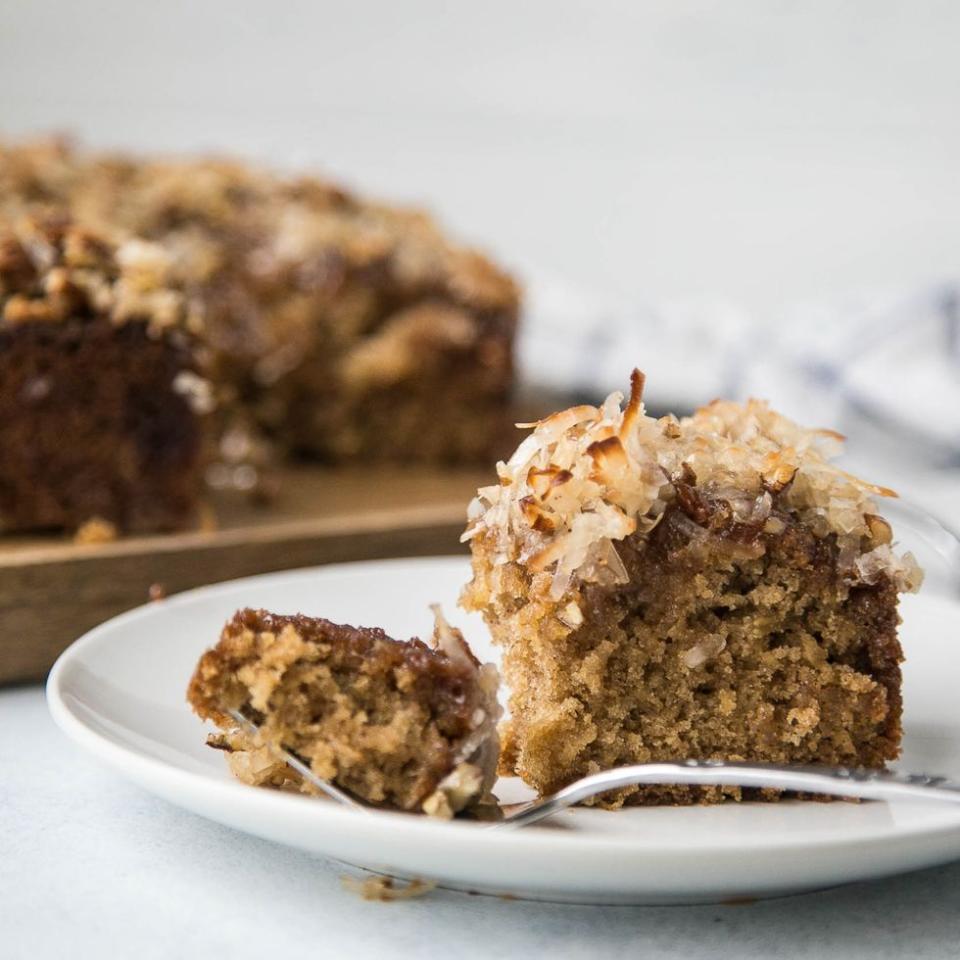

left=899, top=551, right=925, bottom=592
left=528, top=535, right=570, bottom=573
left=587, top=438, right=633, bottom=497
left=856, top=546, right=924, bottom=593
left=519, top=496, right=557, bottom=533
left=838, top=471, right=898, bottom=499
left=558, top=601, right=584, bottom=628
left=619, top=368, right=646, bottom=440
left=587, top=435, right=629, bottom=472
left=517, top=404, right=598, bottom=434
left=463, top=370, right=921, bottom=604
left=527, top=465, right=573, bottom=499
left=428, top=603, right=480, bottom=670
left=760, top=448, right=799, bottom=493
left=595, top=536, right=630, bottom=582
left=684, top=634, right=727, bottom=669
left=661, top=415, right=682, bottom=439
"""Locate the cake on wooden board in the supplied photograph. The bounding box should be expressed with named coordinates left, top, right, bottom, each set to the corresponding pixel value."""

left=460, top=370, right=923, bottom=807
left=0, top=138, right=519, bottom=534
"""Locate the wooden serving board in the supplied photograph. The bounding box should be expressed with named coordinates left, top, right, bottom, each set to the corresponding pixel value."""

left=0, top=465, right=488, bottom=684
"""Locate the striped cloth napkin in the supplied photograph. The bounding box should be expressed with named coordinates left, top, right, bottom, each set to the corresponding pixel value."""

left=518, top=273, right=960, bottom=553
left=519, top=272, right=960, bottom=465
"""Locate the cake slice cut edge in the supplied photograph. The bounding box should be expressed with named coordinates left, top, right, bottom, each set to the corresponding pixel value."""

left=0, top=214, right=210, bottom=533
left=187, top=606, right=501, bottom=819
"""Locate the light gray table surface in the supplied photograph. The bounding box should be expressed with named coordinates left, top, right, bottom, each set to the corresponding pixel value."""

left=3, top=685, right=960, bottom=960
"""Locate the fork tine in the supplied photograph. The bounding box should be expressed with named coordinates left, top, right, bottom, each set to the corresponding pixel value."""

left=226, top=708, right=371, bottom=811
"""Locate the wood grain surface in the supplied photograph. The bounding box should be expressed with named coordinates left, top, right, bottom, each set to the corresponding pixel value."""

left=0, top=466, right=486, bottom=684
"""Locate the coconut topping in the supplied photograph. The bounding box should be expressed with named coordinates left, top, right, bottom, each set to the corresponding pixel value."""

left=463, top=369, right=923, bottom=601
left=0, top=139, right=521, bottom=320
left=0, top=215, right=194, bottom=338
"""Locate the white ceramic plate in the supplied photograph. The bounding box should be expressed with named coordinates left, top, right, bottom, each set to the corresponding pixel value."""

left=47, top=556, right=960, bottom=905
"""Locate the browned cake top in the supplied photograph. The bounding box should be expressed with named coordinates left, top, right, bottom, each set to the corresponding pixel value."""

left=0, top=139, right=520, bottom=317
left=463, top=369, right=923, bottom=607
left=0, top=138, right=83, bottom=209
left=188, top=607, right=489, bottom=730
left=0, top=213, right=201, bottom=341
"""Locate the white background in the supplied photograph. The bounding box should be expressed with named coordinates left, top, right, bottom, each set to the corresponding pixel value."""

left=2, top=0, right=958, bottom=312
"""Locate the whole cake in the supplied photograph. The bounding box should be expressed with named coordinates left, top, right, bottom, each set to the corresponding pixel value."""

left=188, top=607, right=501, bottom=817
left=461, top=370, right=923, bottom=807
left=0, top=138, right=519, bottom=533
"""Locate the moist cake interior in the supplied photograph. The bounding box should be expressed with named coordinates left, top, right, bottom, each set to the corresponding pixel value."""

left=461, top=369, right=922, bottom=807
left=0, top=218, right=206, bottom=532
left=188, top=608, right=500, bottom=817
left=0, top=316, right=203, bottom=532
left=484, top=503, right=904, bottom=806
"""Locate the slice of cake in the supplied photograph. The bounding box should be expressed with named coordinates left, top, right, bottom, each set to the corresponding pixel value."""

left=187, top=607, right=501, bottom=817
left=0, top=214, right=209, bottom=533
left=461, top=369, right=923, bottom=807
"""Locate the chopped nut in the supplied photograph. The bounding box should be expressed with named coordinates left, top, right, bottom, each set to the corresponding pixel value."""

left=684, top=634, right=727, bottom=669
left=618, top=368, right=646, bottom=439
left=421, top=763, right=484, bottom=818
left=660, top=414, right=682, bottom=439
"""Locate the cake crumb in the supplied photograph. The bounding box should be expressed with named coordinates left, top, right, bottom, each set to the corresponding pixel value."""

left=197, top=503, right=218, bottom=533
left=72, top=516, right=118, bottom=545
left=148, top=583, right=167, bottom=602
left=187, top=608, right=501, bottom=813
left=721, top=895, right=758, bottom=907
left=341, top=874, right=437, bottom=901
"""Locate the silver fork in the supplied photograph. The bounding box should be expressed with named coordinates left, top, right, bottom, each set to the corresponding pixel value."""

left=227, top=710, right=960, bottom=827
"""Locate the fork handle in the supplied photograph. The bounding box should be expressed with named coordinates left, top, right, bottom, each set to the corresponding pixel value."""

left=500, top=760, right=960, bottom=828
